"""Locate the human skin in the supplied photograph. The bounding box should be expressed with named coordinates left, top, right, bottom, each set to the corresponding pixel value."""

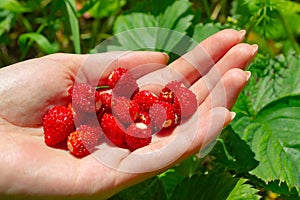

left=0, top=29, right=257, bottom=199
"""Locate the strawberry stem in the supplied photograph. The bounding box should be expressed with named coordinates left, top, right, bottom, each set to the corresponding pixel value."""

left=95, top=85, right=110, bottom=90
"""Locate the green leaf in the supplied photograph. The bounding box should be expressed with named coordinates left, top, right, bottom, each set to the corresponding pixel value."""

left=128, top=0, right=175, bottom=16
left=107, top=0, right=194, bottom=52
left=0, top=11, right=14, bottom=37
left=170, top=172, right=239, bottom=200
left=210, top=126, right=259, bottom=174
left=65, top=0, right=81, bottom=54
left=18, top=33, right=58, bottom=54
left=110, top=13, right=157, bottom=51
left=233, top=96, right=300, bottom=194
left=240, top=53, right=300, bottom=115
left=158, top=169, right=185, bottom=199
left=109, top=177, right=167, bottom=200
left=0, top=0, right=31, bottom=13
left=87, top=0, right=126, bottom=19
left=192, top=23, right=221, bottom=43
left=226, top=179, right=260, bottom=200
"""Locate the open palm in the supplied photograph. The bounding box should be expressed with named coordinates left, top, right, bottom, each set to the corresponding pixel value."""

left=0, top=29, right=257, bottom=199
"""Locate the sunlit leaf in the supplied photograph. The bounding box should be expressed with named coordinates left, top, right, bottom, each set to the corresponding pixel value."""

left=18, top=33, right=58, bottom=54
left=87, top=0, right=126, bottom=19
left=192, top=23, right=221, bottom=43
left=65, top=0, right=81, bottom=54
left=107, top=0, right=193, bottom=52
left=226, top=179, right=260, bottom=200
left=0, top=0, right=31, bottom=13
left=233, top=96, right=300, bottom=194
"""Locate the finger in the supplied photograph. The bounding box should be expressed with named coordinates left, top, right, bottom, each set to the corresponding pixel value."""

left=73, top=51, right=169, bottom=85
left=184, top=107, right=234, bottom=157
left=167, top=29, right=246, bottom=84
left=191, top=43, right=257, bottom=105
left=198, top=68, right=250, bottom=113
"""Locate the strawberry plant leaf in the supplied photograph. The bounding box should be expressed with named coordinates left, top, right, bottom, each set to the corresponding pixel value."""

left=192, top=23, right=221, bottom=43
left=158, top=169, right=185, bottom=199
left=210, top=126, right=259, bottom=174
left=106, top=0, right=193, bottom=52
left=109, top=177, right=167, bottom=200
left=238, top=53, right=300, bottom=116
left=226, top=178, right=260, bottom=200
left=170, top=172, right=238, bottom=200
left=233, top=96, right=300, bottom=194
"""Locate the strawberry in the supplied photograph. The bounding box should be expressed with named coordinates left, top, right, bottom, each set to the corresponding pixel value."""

left=165, top=81, right=186, bottom=91
left=136, top=111, right=151, bottom=126
left=112, top=70, right=139, bottom=99
left=149, top=101, right=175, bottom=129
left=125, top=123, right=152, bottom=151
left=99, top=92, right=112, bottom=111
left=107, top=67, right=128, bottom=89
left=100, top=113, right=127, bottom=148
left=173, top=87, right=197, bottom=119
left=159, top=81, right=186, bottom=104
left=95, top=91, right=103, bottom=112
left=112, top=97, right=140, bottom=125
left=67, top=125, right=102, bottom=158
left=43, top=106, right=75, bottom=147
left=132, top=90, right=158, bottom=112
left=159, top=87, right=175, bottom=104
left=71, top=83, right=98, bottom=112
left=75, top=111, right=100, bottom=127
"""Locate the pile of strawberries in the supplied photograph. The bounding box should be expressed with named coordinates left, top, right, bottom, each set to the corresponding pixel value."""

left=42, top=67, right=198, bottom=158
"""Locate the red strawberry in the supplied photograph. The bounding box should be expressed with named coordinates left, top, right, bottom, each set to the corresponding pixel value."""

left=99, top=92, right=112, bottom=110
left=112, top=70, right=139, bottom=99
left=159, top=87, right=175, bottom=104
left=95, top=91, right=103, bottom=112
left=149, top=101, right=175, bottom=129
left=126, top=123, right=152, bottom=151
left=100, top=113, right=127, bottom=148
left=71, top=83, right=98, bottom=112
left=165, top=81, right=186, bottom=92
left=159, top=81, right=186, bottom=103
left=107, top=67, right=128, bottom=89
left=132, top=90, right=158, bottom=112
left=43, top=106, right=75, bottom=147
left=174, top=87, right=197, bottom=119
left=112, top=97, right=140, bottom=125
left=136, top=111, right=151, bottom=126
left=67, top=125, right=102, bottom=158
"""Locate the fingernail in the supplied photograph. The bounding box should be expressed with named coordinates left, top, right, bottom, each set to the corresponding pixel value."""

left=245, top=71, right=251, bottom=81
left=162, top=52, right=169, bottom=62
left=239, top=30, right=246, bottom=41
left=230, top=112, right=236, bottom=121
left=251, top=44, right=258, bottom=57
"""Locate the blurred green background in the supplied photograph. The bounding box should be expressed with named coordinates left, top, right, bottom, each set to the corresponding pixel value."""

left=0, top=0, right=299, bottom=66
left=1, top=0, right=300, bottom=199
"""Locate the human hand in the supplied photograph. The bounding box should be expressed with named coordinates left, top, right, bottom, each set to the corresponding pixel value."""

left=0, top=29, right=257, bottom=199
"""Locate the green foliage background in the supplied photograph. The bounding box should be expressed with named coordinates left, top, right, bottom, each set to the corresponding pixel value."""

left=1, top=0, right=300, bottom=199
